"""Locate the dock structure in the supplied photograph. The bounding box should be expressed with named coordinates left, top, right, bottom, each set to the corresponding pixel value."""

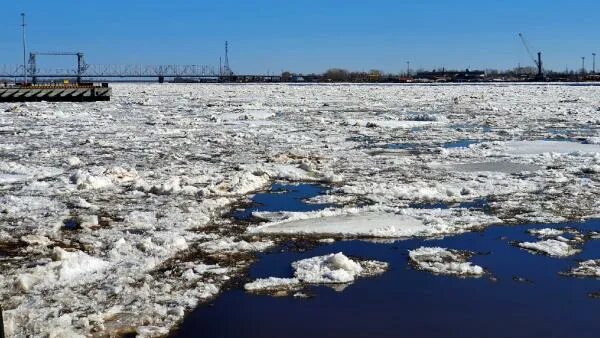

left=0, top=84, right=111, bottom=102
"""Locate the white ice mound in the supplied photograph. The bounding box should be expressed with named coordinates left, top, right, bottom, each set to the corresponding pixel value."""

left=244, top=277, right=301, bottom=292
left=504, top=140, right=600, bottom=155
left=528, top=228, right=564, bottom=238
left=70, top=170, right=113, bottom=190
left=293, top=252, right=365, bottom=283
left=566, top=260, right=600, bottom=277
left=16, top=247, right=109, bottom=291
left=518, top=239, right=580, bottom=257
left=244, top=252, right=388, bottom=292
left=408, top=247, right=484, bottom=276
left=251, top=211, right=426, bottom=237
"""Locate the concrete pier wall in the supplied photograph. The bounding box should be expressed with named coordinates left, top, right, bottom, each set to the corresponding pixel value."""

left=0, top=86, right=111, bottom=102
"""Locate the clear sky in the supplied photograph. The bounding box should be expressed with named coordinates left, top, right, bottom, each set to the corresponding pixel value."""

left=0, top=0, right=598, bottom=74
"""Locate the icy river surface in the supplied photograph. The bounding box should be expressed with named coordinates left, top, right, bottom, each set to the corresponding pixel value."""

left=1, top=83, right=600, bottom=337
left=173, top=184, right=600, bottom=338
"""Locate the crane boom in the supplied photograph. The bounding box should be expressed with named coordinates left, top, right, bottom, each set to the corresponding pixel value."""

left=518, top=33, right=538, bottom=66
left=518, top=33, right=544, bottom=80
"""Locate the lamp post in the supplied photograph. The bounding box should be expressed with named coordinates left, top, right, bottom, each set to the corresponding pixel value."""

left=21, top=13, right=27, bottom=85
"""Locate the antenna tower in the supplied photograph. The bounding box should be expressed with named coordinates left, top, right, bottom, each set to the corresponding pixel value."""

left=223, top=41, right=232, bottom=76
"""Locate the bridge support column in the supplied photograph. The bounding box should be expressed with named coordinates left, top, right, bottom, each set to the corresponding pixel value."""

left=158, top=76, right=165, bottom=84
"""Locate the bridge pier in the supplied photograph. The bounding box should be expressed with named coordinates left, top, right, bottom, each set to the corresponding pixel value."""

left=158, top=76, right=165, bottom=84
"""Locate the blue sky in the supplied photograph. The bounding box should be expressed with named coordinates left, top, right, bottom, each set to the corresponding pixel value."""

left=1, top=0, right=598, bottom=74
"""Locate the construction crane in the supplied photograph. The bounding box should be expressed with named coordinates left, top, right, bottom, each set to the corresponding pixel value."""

left=518, top=33, right=544, bottom=81
left=28, top=52, right=88, bottom=84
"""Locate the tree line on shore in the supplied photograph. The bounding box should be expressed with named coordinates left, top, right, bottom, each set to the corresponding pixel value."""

left=279, top=66, right=596, bottom=82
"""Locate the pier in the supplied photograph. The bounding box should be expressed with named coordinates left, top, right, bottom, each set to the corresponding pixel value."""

left=0, top=83, right=111, bottom=102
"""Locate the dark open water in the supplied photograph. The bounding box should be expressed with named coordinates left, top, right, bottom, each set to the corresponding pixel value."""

left=172, top=184, right=600, bottom=338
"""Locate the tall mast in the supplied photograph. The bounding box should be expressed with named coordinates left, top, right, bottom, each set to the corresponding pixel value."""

left=21, top=13, right=27, bottom=85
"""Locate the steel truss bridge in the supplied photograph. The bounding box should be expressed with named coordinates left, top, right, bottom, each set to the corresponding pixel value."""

left=0, top=64, right=280, bottom=82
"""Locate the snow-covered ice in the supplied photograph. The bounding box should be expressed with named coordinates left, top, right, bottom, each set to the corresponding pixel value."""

left=251, top=211, right=426, bottom=237
left=244, top=252, right=388, bottom=293
left=503, top=140, right=600, bottom=156
left=518, top=239, right=580, bottom=257
left=528, top=228, right=564, bottom=238
left=2, top=83, right=600, bottom=336
left=566, top=259, right=600, bottom=278
left=408, top=247, right=484, bottom=276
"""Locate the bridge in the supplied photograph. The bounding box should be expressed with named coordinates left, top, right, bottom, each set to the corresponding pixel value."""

left=0, top=64, right=281, bottom=83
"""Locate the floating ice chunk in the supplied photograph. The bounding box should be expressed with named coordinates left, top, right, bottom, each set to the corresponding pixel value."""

left=71, top=197, right=96, bottom=210
left=347, top=118, right=443, bottom=129
left=195, top=282, right=220, bottom=299
left=66, top=156, right=82, bottom=167
left=125, top=211, right=157, bottom=230
left=77, top=215, right=99, bottom=229
left=245, top=252, right=388, bottom=293
left=528, top=228, right=564, bottom=238
left=193, top=263, right=229, bottom=275
left=105, top=166, right=139, bottom=183
left=149, top=177, right=183, bottom=195
left=136, top=326, right=169, bottom=338
left=566, top=260, right=600, bottom=277
left=181, top=269, right=198, bottom=281
left=408, top=247, right=484, bottom=276
left=268, top=164, right=316, bottom=181
left=444, top=161, right=543, bottom=174
left=504, top=140, right=600, bottom=155
left=70, top=170, right=113, bottom=190
left=213, top=170, right=270, bottom=196
left=199, top=237, right=274, bottom=253
left=20, top=234, right=52, bottom=247
left=52, top=247, right=109, bottom=282
left=304, top=194, right=355, bottom=205
left=293, top=252, right=364, bottom=283
left=16, top=247, right=109, bottom=291
left=251, top=211, right=426, bottom=237
left=518, top=239, right=580, bottom=257
left=47, top=327, right=86, bottom=338
left=244, top=277, right=301, bottom=292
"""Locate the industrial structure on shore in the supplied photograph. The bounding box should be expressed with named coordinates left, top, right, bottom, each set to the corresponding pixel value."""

left=1, top=13, right=111, bottom=102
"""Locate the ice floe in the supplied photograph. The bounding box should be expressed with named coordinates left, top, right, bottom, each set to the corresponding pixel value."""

left=250, top=206, right=499, bottom=238
left=244, top=252, right=388, bottom=294
left=503, top=140, right=600, bottom=156
left=408, top=247, right=484, bottom=276
left=528, top=228, right=564, bottom=238
left=566, top=260, right=600, bottom=278
left=518, top=239, right=580, bottom=257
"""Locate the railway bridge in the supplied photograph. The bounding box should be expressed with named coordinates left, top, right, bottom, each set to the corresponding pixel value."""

left=0, top=64, right=281, bottom=83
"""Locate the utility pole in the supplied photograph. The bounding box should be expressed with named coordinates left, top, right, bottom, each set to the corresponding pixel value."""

left=593, top=53, right=596, bottom=74
left=406, top=61, right=410, bottom=77
left=21, top=13, right=27, bottom=85
left=581, top=56, right=586, bottom=75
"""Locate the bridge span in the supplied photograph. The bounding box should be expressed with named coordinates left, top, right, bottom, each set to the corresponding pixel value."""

left=0, top=64, right=281, bottom=83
